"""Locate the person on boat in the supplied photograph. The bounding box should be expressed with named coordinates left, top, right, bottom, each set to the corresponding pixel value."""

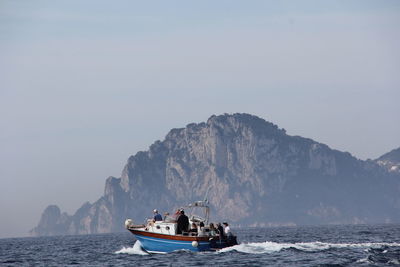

left=223, top=222, right=238, bottom=245
left=209, top=223, right=217, bottom=236
left=198, top=221, right=206, bottom=237
left=163, top=212, right=170, bottom=221
left=223, top=222, right=232, bottom=236
left=176, top=209, right=189, bottom=234
left=217, top=223, right=225, bottom=239
left=171, top=209, right=181, bottom=221
left=189, top=222, right=198, bottom=235
left=153, top=209, right=162, bottom=221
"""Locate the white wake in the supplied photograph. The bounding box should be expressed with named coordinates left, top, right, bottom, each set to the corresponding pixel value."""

left=218, top=241, right=400, bottom=254
left=114, top=240, right=400, bottom=255
left=115, top=240, right=149, bottom=255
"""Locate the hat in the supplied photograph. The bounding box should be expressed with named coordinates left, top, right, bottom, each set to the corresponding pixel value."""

left=153, top=209, right=158, bottom=213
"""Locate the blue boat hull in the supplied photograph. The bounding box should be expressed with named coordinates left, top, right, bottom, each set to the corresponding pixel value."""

left=129, top=229, right=235, bottom=253
left=135, top=235, right=210, bottom=253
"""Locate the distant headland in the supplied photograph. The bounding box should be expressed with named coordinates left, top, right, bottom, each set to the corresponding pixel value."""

left=31, top=113, right=400, bottom=236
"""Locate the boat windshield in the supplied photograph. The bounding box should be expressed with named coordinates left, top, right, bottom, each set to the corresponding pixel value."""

left=185, top=201, right=210, bottom=225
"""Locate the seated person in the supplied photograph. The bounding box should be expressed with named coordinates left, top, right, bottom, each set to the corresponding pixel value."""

left=189, top=222, right=198, bottom=233
left=163, top=212, right=169, bottom=220
left=153, top=209, right=163, bottom=221
left=198, top=222, right=206, bottom=237
left=209, top=223, right=217, bottom=236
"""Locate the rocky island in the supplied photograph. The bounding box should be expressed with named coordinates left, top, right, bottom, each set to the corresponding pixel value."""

left=31, top=113, right=400, bottom=236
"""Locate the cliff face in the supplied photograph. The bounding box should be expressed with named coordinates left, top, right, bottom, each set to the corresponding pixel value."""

left=31, top=113, right=400, bottom=236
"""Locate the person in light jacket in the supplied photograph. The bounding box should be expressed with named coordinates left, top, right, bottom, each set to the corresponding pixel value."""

left=198, top=222, right=206, bottom=237
left=223, top=222, right=232, bottom=236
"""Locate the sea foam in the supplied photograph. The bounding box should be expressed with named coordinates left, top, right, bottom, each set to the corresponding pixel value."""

left=218, top=241, right=400, bottom=254
left=115, top=240, right=148, bottom=255
left=115, top=239, right=400, bottom=255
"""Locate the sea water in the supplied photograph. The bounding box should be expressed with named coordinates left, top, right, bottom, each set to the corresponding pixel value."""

left=1, top=224, right=399, bottom=266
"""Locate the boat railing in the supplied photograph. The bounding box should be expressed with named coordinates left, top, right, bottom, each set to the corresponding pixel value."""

left=125, top=219, right=145, bottom=229
left=189, top=214, right=206, bottom=223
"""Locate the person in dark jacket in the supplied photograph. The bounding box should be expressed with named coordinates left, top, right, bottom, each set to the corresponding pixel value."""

left=153, top=209, right=163, bottom=221
left=217, top=223, right=225, bottom=240
left=177, top=210, right=189, bottom=234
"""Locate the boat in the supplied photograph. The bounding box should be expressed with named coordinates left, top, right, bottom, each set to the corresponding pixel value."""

left=124, top=200, right=238, bottom=253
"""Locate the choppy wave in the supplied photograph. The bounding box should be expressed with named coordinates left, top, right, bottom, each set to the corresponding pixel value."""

left=218, top=241, right=400, bottom=254
left=115, top=240, right=148, bottom=255
left=3, top=225, right=399, bottom=266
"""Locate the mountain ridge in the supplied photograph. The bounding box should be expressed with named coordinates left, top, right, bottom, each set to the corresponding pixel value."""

left=31, top=113, right=400, bottom=236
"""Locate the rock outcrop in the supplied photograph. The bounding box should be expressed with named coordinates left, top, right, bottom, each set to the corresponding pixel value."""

left=31, top=113, right=400, bottom=236
left=31, top=205, right=71, bottom=236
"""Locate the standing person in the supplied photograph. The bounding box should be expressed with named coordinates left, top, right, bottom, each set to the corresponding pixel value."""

left=223, top=222, right=237, bottom=245
left=153, top=209, right=162, bottom=221
left=217, top=223, right=224, bottom=239
left=177, top=210, right=189, bottom=234
left=223, top=222, right=231, bottom=236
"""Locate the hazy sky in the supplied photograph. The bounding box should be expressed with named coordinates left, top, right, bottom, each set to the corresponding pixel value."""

left=1, top=0, right=399, bottom=238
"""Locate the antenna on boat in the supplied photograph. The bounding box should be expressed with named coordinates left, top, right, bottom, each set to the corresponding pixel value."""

left=203, top=186, right=211, bottom=204
left=204, top=186, right=211, bottom=224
